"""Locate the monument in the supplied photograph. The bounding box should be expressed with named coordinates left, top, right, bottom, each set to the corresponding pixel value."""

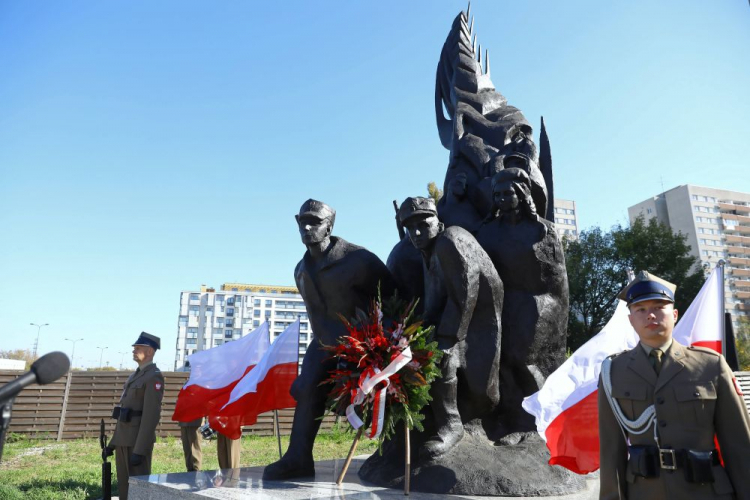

left=358, top=7, right=581, bottom=495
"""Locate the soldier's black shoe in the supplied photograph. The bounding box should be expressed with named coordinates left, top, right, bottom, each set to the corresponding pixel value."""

left=262, top=458, right=315, bottom=480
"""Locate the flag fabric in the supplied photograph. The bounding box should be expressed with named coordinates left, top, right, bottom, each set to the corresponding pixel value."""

left=522, top=264, right=725, bottom=474
left=672, top=264, right=724, bottom=354
left=172, top=322, right=271, bottom=423
left=214, top=319, right=300, bottom=438
left=521, top=302, right=637, bottom=474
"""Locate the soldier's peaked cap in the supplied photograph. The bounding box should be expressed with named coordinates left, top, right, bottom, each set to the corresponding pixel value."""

left=618, top=271, right=676, bottom=306
left=398, top=197, right=437, bottom=224
left=133, top=331, right=161, bottom=350
left=297, top=199, right=335, bottom=220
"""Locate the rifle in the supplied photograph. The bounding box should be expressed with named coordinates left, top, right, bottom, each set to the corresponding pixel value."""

left=393, top=200, right=405, bottom=240
left=99, top=418, right=112, bottom=500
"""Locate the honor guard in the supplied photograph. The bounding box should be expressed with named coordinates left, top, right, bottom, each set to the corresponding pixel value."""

left=102, top=332, right=164, bottom=500
left=598, top=272, right=750, bottom=500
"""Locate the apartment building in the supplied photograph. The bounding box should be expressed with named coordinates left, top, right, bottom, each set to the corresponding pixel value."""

left=553, top=199, right=579, bottom=240
left=174, top=283, right=311, bottom=370
left=628, top=185, right=750, bottom=324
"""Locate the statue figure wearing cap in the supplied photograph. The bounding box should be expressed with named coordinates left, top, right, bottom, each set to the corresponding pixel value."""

left=103, top=332, right=164, bottom=500
left=398, top=196, right=503, bottom=458
left=598, top=272, right=750, bottom=500
left=475, top=167, right=568, bottom=438
left=263, top=199, right=397, bottom=480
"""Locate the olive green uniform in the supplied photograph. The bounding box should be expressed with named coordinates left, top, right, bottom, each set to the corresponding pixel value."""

left=179, top=418, right=203, bottom=472
left=109, top=363, right=165, bottom=500
left=598, top=341, right=750, bottom=500
left=217, top=432, right=241, bottom=469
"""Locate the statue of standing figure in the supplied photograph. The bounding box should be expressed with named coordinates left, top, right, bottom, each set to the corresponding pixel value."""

left=398, top=196, right=503, bottom=457
left=263, top=199, right=396, bottom=480
left=476, top=167, right=568, bottom=436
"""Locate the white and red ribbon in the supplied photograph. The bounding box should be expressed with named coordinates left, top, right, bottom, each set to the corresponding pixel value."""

left=345, top=346, right=412, bottom=439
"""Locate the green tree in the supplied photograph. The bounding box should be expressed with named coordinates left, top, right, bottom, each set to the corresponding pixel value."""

left=564, top=228, right=624, bottom=350
left=565, top=217, right=705, bottom=351
left=612, top=216, right=704, bottom=316
left=735, top=318, right=750, bottom=371
left=427, top=182, right=443, bottom=204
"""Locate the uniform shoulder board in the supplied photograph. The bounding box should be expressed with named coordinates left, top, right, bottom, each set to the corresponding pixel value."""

left=607, top=350, right=626, bottom=360
left=687, top=345, right=721, bottom=356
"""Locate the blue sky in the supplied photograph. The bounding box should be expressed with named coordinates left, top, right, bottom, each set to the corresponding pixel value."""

left=2, top=1, right=749, bottom=369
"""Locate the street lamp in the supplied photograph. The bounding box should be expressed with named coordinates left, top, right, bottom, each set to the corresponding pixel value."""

left=96, top=346, right=108, bottom=369
left=118, top=351, right=129, bottom=370
left=30, top=323, right=49, bottom=359
left=64, top=338, right=84, bottom=370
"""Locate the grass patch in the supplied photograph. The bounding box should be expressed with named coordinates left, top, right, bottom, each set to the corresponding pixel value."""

left=0, top=425, right=377, bottom=500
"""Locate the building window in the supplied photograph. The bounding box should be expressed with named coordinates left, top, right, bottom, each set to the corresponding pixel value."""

left=227, top=307, right=234, bottom=316
left=225, top=318, right=233, bottom=326
left=179, top=316, right=188, bottom=326
left=253, top=320, right=260, bottom=327
left=189, top=293, right=200, bottom=300
left=214, top=339, right=223, bottom=346
left=225, top=329, right=233, bottom=338
left=646, top=208, right=653, bottom=214
left=215, top=295, right=225, bottom=303
left=186, top=339, right=197, bottom=347
left=189, top=306, right=200, bottom=316
left=254, top=298, right=261, bottom=306
left=266, top=299, right=272, bottom=307
left=254, top=310, right=260, bottom=318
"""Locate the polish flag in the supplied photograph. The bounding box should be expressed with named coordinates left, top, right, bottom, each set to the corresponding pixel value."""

left=521, top=264, right=725, bottom=474
left=214, top=319, right=300, bottom=438
left=172, top=322, right=271, bottom=423
left=672, top=264, right=724, bottom=354
left=521, top=302, right=637, bottom=474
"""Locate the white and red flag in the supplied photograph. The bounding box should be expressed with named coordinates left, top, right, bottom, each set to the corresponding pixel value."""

left=172, top=321, right=271, bottom=424
left=214, top=319, right=300, bottom=438
left=522, top=264, right=725, bottom=473
left=521, top=301, right=637, bottom=474
left=672, top=264, right=724, bottom=354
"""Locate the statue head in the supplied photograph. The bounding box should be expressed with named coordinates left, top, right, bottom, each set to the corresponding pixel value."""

left=295, top=199, right=335, bottom=247
left=448, top=172, right=468, bottom=199
left=398, top=197, right=444, bottom=251
left=491, top=167, right=537, bottom=218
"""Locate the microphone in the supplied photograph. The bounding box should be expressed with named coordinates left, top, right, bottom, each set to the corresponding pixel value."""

left=0, top=352, right=70, bottom=403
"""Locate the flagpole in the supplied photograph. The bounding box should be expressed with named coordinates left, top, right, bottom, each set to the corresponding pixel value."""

left=274, top=410, right=282, bottom=460
left=718, top=259, right=726, bottom=355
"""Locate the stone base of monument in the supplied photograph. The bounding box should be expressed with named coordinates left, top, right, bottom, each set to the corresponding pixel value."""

left=359, top=428, right=587, bottom=497
left=128, top=453, right=596, bottom=499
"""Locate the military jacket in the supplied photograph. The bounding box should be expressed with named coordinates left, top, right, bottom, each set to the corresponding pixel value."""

left=110, top=363, right=165, bottom=456
left=598, top=340, right=750, bottom=500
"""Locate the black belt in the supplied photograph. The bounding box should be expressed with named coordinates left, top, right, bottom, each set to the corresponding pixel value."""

left=656, top=447, right=720, bottom=470
left=111, top=407, right=143, bottom=421
left=629, top=445, right=719, bottom=483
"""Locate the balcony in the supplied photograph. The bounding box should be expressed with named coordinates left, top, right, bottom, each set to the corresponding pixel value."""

left=728, top=245, right=750, bottom=256
left=736, top=303, right=750, bottom=311
left=719, top=202, right=750, bottom=214
left=734, top=280, right=750, bottom=289
left=726, top=234, right=750, bottom=245
left=731, top=268, right=750, bottom=277
left=735, top=290, right=750, bottom=300
left=728, top=256, right=750, bottom=267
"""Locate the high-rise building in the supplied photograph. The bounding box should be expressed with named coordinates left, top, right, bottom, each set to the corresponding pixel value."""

left=553, top=199, right=579, bottom=240
left=628, top=185, right=750, bottom=324
left=173, top=283, right=311, bottom=370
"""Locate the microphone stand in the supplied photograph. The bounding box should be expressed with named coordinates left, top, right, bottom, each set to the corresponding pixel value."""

left=0, top=396, right=16, bottom=463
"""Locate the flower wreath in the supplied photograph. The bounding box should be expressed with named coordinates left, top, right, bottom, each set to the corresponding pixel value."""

left=321, top=293, right=443, bottom=448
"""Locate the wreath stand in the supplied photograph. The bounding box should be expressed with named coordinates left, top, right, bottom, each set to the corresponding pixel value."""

left=336, top=421, right=411, bottom=495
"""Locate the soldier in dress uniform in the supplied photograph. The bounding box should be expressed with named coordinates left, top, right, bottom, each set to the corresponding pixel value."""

left=102, top=332, right=164, bottom=500
left=179, top=417, right=203, bottom=472
left=598, top=272, right=750, bottom=500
